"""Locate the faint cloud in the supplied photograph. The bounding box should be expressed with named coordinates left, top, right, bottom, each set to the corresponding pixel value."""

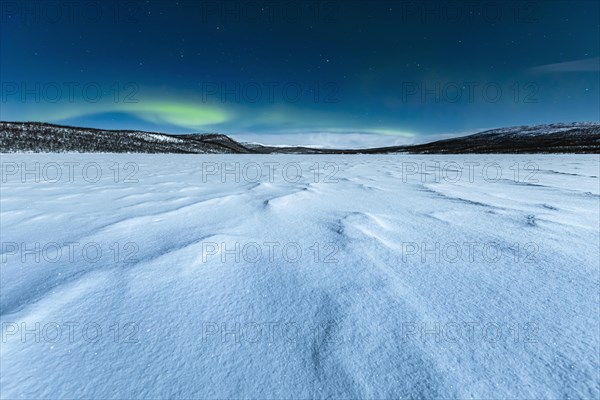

left=231, top=131, right=415, bottom=149
left=528, top=57, right=600, bottom=73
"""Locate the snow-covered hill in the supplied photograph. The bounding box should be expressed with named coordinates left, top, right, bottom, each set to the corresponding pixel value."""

left=1, top=121, right=599, bottom=153
left=0, top=122, right=255, bottom=154
left=402, top=122, right=600, bottom=154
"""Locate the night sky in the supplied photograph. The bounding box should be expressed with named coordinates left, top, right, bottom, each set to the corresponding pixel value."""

left=1, top=0, right=599, bottom=145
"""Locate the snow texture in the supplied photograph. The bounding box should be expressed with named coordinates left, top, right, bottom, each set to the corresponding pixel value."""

left=1, top=154, right=599, bottom=399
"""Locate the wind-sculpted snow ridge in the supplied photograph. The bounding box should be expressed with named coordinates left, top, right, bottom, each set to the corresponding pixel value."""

left=1, top=121, right=599, bottom=153
left=1, top=154, right=598, bottom=398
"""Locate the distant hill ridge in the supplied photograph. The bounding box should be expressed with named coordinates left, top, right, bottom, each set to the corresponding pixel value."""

left=1, top=121, right=599, bottom=154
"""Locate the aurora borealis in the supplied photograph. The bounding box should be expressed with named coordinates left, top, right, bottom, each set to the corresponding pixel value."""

left=1, top=0, right=598, bottom=145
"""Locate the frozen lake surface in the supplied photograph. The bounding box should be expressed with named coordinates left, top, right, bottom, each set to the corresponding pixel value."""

left=1, top=154, right=599, bottom=398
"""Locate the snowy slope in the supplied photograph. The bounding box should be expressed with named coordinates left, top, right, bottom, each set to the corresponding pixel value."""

left=403, top=122, right=600, bottom=154
left=1, top=154, right=599, bottom=398
left=2, top=121, right=600, bottom=153
left=0, top=122, right=255, bottom=154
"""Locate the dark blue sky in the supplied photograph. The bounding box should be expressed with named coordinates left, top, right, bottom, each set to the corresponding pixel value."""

left=1, top=0, right=599, bottom=143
